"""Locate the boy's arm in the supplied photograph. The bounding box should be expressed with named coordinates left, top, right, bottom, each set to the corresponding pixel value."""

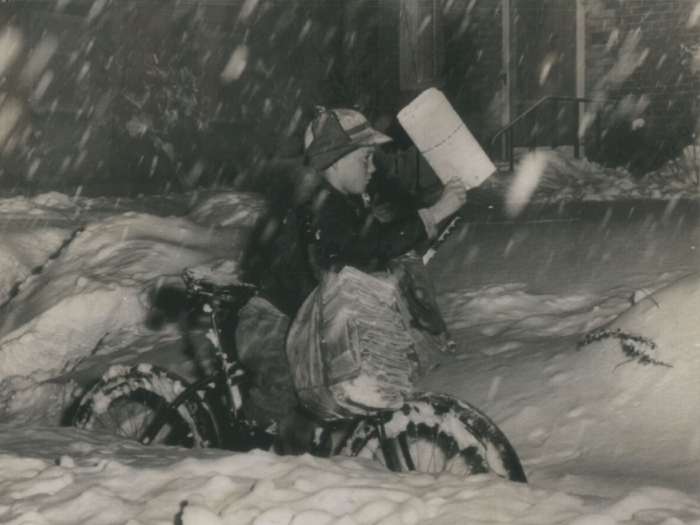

left=313, top=203, right=433, bottom=271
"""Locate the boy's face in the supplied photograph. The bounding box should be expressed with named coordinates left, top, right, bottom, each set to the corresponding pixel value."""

left=333, top=146, right=376, bottom=195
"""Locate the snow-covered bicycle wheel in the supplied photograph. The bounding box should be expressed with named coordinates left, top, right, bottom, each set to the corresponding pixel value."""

left=72, top=364, right=217, bottom=448
left=343, top=392, right=527, bottom=482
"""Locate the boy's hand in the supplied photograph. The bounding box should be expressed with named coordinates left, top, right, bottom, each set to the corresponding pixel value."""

left=372, top=202, right=396, bottom=223
left=428, top=180, right=468, bottom=223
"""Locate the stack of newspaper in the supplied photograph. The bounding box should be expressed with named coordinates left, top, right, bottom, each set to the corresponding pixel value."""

left=321, top=267, right=415, bottom=411
left=397, top=87, right=496, bottom=189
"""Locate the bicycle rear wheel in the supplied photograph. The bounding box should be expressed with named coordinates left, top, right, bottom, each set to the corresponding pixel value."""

left=73, top=364, right=218, bottom=448
left=342, top=392, right=527, bottom=482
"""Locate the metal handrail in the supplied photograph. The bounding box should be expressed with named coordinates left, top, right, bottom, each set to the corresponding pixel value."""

left=490, top=95, right=617, bottom=171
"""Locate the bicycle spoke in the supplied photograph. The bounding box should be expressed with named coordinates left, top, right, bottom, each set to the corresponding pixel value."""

left=445, top=436, right=460, bottom=474
left=377, top=422, right=397, bottom=472
left=398, top=433, right=416, bottom=471
left=148, top=396, right=165, bottom=442
left=95, top=413, right=109, bottom=431
left=106, top=404, right=124, bottom=435
left=137, top=393, right=150, bottom=437
left=344, top=396, right=525, bottom=482
left=126, top=397, right=139, bottom=437
left=428, top=426, right=438, bottom=473
left=74, top=366, right=218, bottom=452
left=129, top=398, right=143, bottom=438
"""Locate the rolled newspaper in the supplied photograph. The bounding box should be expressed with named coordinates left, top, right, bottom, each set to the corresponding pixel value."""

left=397, top=88, right=496, bottom=189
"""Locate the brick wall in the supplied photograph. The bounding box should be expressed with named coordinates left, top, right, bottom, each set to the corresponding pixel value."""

left=343, top=0, right=504, bottom=147
left=344, top=0, right=402, bottom=122
left=585, top=0, right=700, bottom=172
left=442, top=0, right=505, bottom=145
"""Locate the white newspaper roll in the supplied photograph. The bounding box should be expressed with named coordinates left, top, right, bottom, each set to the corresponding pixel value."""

left=397, top=88, right=495, bottom=188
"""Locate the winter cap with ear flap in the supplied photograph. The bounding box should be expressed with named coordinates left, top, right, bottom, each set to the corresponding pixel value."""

left=304, top=108, right=392, bottom=171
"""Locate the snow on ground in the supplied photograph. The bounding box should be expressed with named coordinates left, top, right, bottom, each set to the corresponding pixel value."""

left=0, top=212, right=247, bottom=382
left=1, top=425, right=699, bottom=525
left=491, top=149, right=700, bottom=203
left=0, top=191, right=267, bottom=382
left=0, top=160, right=698, bottom=524
left=187, top=192, right=270, bottom=228
left=0, top=193, right=82, bottom=307
left=421, top=272, right=700, bottom=498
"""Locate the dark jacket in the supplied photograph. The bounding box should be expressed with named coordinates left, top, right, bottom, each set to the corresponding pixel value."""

left=307, top=180, right=429, bottom=273
left=260, top=175, right=432, bottom=317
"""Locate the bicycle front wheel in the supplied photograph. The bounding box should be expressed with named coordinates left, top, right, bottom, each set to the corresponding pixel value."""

left=342, top=392, right=527, bottom=482
left=72, top=364, right=217, bottom=448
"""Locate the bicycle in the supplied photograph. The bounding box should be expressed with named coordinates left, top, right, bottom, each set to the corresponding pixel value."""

left=72, top=263, right=527, bottom=482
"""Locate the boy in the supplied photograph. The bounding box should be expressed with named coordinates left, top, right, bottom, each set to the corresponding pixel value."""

left=237, top=108, right=466, bottom=452
left=263, top=108, right=467, bottom=315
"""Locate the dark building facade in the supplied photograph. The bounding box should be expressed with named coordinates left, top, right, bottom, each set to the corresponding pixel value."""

left=0, top=0, right=698, bottom=195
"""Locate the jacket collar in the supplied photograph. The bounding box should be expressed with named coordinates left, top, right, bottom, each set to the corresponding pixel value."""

left=317, top=176, right=370, bottom=211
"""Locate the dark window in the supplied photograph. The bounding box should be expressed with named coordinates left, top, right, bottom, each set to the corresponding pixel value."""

left=399, top=0, right=445, bottom=91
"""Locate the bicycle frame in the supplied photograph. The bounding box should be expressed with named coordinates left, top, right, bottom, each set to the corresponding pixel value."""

left=138, top=292, right=422, bottom=471
left=137, top=267, right=495, bottom=476
left=140, top=285, right=274, bottom=451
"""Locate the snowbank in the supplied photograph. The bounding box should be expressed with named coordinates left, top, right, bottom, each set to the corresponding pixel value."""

left=0, top=192, right=82, bottom=218
left=571, top=272, right=700, bottom=469
left=0, top=186, right=698, bottom=523
left=422, top=272, right=700, bottom=496
left=0, top=199, right=262, bottom=382
left=0, top=372, right=78, bottom=426
left=0, top=425, right=699, bottom=525
left=497, top=149, right=700, bottom=204
left=440, top=282, right=625, bottom=343
left=187, top=192, right=269, bottom=228
left=0, top=192, right=83, bottom=307
left=0, top=227, right=74, bottom=307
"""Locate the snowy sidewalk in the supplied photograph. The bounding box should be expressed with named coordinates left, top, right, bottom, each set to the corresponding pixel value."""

left=1, top=424, right=699, bottom=525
